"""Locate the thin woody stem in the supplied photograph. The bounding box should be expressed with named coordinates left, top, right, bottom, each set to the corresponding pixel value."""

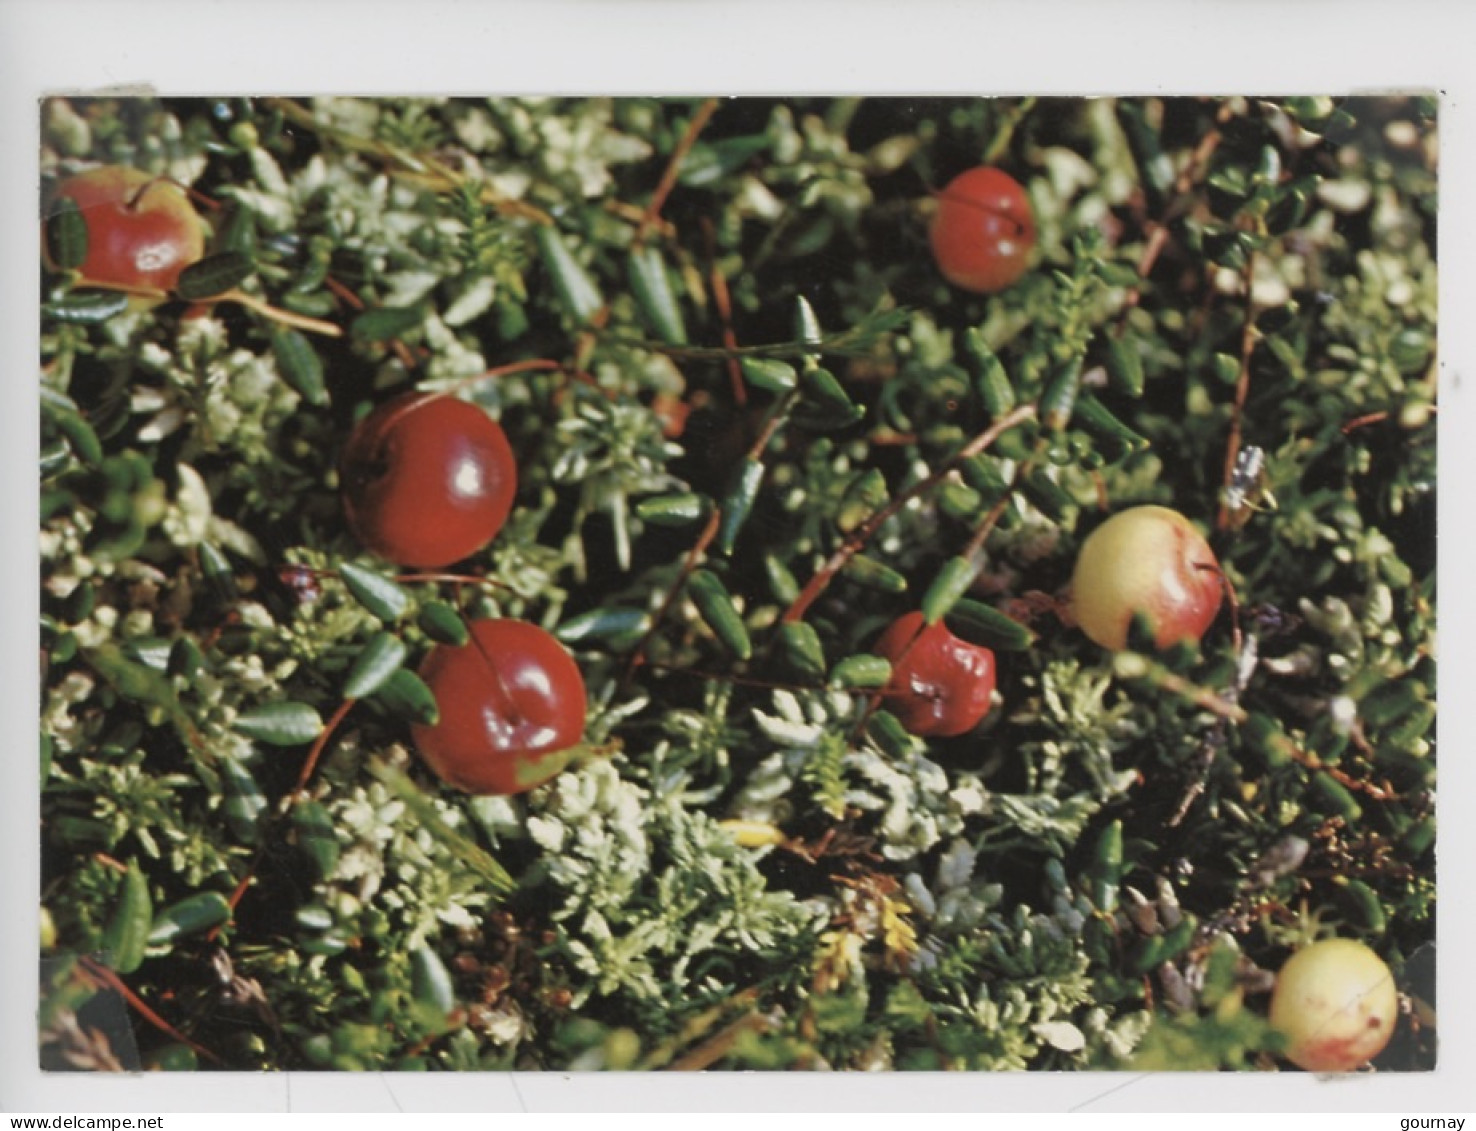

left=783, top=403, right=1037, bottom=625
left=634, top=99, right=721, bottom=247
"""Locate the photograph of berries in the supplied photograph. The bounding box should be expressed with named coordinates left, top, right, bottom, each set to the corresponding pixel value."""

left=38, top=95, right=1436, bottom=1074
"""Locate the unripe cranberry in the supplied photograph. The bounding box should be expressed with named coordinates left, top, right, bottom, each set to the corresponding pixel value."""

left=412, top=619, right=586, bottom=796
left=47, top=166, right=206, bottom=293
left=340, top=393, right=517, bottom=569
left=1270, top=938, right=1398, bottom=1073
left=929, top=166, right=1036, bottom=294
left=1071, top=506, right=1223, bottom=652
left=873, top=611, right=997, bottom=737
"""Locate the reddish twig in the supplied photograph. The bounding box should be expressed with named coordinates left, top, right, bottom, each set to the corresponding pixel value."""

left=78, top=957, right=222, bottom=1065
left=634, top=99, right=722, bottom=247
left=783, top=404, right=1038, bottom=625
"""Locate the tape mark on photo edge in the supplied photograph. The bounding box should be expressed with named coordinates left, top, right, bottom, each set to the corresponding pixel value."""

left=1068, top=1073, right=1150, bottom=1112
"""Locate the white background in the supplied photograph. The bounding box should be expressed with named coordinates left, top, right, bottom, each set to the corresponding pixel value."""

left=1, top=0, right=1471, bottom=1114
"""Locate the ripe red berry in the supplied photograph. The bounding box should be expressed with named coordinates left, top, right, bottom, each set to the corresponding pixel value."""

left=929, top=166, right=1036, bottom=294
left=412, top=619, right=587, bottom=795
left=340, top=393, right=517, bottom=569
left=873, top=611, right=997, bottom=738
left=47, top=166, right=206, bottom=293
left=1070, top=505, right=1223, bottom=652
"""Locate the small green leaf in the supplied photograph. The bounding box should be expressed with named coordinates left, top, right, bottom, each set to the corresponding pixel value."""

left=778, top=622, right=826, bottom=679
left=232, top=701, right=324, bottom=746
left=45, top=196, right=89, bottom=270
left=220, top=754, right=267, bottom=844
left=793, top=367, right=864, bottom=432
left=43, top=290, right=130, bottom=324
left=535, top=224, right=604, bottom=324
left=687, top=570, right=752, bottom=660
left=1019, top=469, right=1076, bottom=522
left=837, top=469, right=888, bottom=533
left=1333, top=877, right=1386, bottom=935
left=964, top=328, right=1015, bottom=415
left=635, top=492, right=710, bottom=527
left=627, top=244, right=687, bottom=345
left=841, top=554, right=907, bottom=594
left=1105, top=335, right=1146, bottom=398
left=867, top=709, right=914, bottom=758
left=418, top=601, right=470, bottom=646
left=102, top=859, right=152, bottom=975
left=1090, top=820, right=1124, bottom=913
left=716, top=459, right=765, bottom=556
left=556, top=606, right=650, bottom=647
left=1074, top=392, right=1150, bottom=456
left=921, top=556, right=978, bottom=625
left=148, top=892, right=232, bottom=946
left=1212, top=352, right=1242, bottom=386
left=793, top=295, right=823, bottom=348
left=373, top=668, right=440, bottom=726
left=343, top=632, right=408, bottom=699
left=167, top=636, right=205, bottom=680
left=765, top=554, right=800, bottom=604
left=740, top=357, right=797, bottom=393
left=338, top=562, right=410, bottom=621
left=198, top=541, right=238, bottom=601
left=293, top=801, right=341, bottom=880
left=53, top=409, right=103, bottom=467
left=351, top=304, right=426, bottom=342
left=1310, top=772, right=1363, bottom=823
left=678, top=135, right=770, bottom=188
left=411, top=944, right=457, bottom=1018
left=944, top=598, right=1036, bottom=652
left=174, top=250, right=255, bottom=300
left=829, top=654, right=892, bottom=690
left=271, top=328, right=328, bottom=406
left=1041, top=357, right=1083, bottom=431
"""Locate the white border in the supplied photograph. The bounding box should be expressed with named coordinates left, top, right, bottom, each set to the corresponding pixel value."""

left=2, top=0, right=1470, bottom=1114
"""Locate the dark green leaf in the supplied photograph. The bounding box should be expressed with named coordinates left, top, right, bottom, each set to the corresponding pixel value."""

left=944, top=599, right=1036, bottom=652
left=411, top=944, right=456, bottom=1017
left=829, top=654, right=892, bottom=690
left=740, top=357, right=797, bottom=393
left=351, top=303, right=427, bottom=342
left=922, top=556, right=978, bottom=625
left=777, top=622, right=826, bottom=679
left=418, top=601, right=470, bottom=646
left=373, top=668, right=440, bottom=726
left=43, top=290, right=129, bottom=324
left=220, top=754, right=267, bottom=844
left=101, top=859, right=151, bottom=975
left=343, top=632, right=408, bottom=699
left=174, top=251, right=255, bottom=300
left=635, top=492, right=710, bottom=527
left=271, top=328, right=328, bottom=406
left=148, top=892, right=232, bottom=946
left=338, top=562, right=410, bottom=621
left=1105, top=335, right=1146, bottom=398
left=45, top=196, right=88, bottom=270
left=627, top=245, right=687, bottom=345
left=556, top=606, right=650, bottom=647
left=535, top=225, right=603, bottom=324
left=841, top=554, right=907, bottom=593
left=232, top=701, right=323, bottom=746
left=687, top=569, right=751, bottom=660
left=716, top=459, right=765, bottom=556
left=293, top=801, right=341, bottom=880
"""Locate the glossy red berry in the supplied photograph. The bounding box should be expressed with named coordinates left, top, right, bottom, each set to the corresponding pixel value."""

left=1071, top=506, right=1223, bottom=652
left=929, top=166, right=1036, bottom=294
left=340, top=393, right=517, bottom=569
left=873, top=611, right=997, bottom=738
left=47, top=166, right=206, bottom=293
left=412, top=619, right=587, bottom=795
